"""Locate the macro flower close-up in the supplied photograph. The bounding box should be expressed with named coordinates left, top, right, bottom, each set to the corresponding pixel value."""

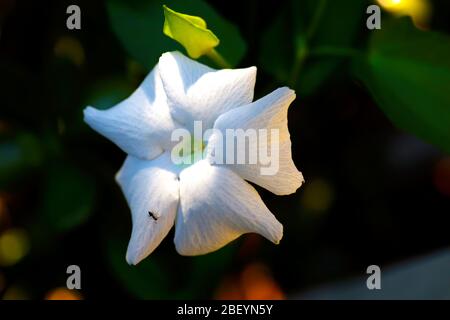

left=83, top=51, right=303, bottom=265
left=1, top=0, right=450, bottom=304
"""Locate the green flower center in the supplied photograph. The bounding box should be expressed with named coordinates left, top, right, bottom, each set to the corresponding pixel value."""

left=176, top=137, right=206, bottom=167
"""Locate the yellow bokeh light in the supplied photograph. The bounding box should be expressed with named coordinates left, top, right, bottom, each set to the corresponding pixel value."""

left=240, top=263, right=285, bottom=300
left=378, top=0, right=402, bottom=8
left=45, top=287, right=83, bottom=300
left=53, top=36, right=85, bottom=66
left=0, top=228, right=30, bottom=267
left=377, top=0, right=432, bottom=29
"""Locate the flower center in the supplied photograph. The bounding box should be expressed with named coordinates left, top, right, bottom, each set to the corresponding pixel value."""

left=174, top=136, right=206, bottom=167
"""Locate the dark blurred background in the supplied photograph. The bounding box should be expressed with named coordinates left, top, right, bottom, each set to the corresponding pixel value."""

left=0, top=0, right=449, bottom=299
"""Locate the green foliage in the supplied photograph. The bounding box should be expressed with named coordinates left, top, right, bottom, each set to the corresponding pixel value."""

left=259, top=11, right=293, bottom=82
left=42, top=163, right=95, bottom=232
left=260, top=0, right=366, bottom=95
left=355, top=18, right=450, bottom=154
left=107, top=0, right=246, bottom=68
left=295, top=0, right=366, bottom=95
left=262, top=2, right=450, bottom=154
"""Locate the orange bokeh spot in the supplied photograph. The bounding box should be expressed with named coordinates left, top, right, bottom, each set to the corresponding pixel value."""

left=214, top=276, right=245, bottom=300
left=45, top=287, right=83, bottom=300
left=215, top=263, right=285, bottom=300
left=240, top=263, right=285, bottom=300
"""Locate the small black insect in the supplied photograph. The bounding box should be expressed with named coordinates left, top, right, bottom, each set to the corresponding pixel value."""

left=148, top=211, right=158, bottom=221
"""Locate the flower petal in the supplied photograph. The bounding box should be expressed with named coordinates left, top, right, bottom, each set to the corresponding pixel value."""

left=116, top=153, right=180, bottom=265
left=158, top=51, right=256, bottom=130
left=208, top=87, right=304, bottom=195
left=84, top=65, right=179, bottom=160
left=174, top=159, right=282, bottom=256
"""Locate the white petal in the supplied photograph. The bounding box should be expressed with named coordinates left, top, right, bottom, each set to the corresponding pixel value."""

left=116, top=153, right=180, bottom=265
left=158, top=51, right=256, bottom=130
left=174, top=159, right=282, bottom=256
left=84, top=65, right=179, bottom=160
left=208, top=87, right=304, bottom=195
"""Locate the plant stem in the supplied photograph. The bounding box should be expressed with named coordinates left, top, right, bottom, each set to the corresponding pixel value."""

left=289, top=40, right=308, bottom=87
left=290, top=0, right=327, bottom=86
left=206, top=49, right=231, bottom=69
left=306, top=0, right=327, bottom=40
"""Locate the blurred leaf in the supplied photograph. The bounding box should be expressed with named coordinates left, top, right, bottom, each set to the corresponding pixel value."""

left=260, top=11, right=293, bottom=82
left=295, top=0, right=365, bottom=47
left=0, top=133, right=43, bottom=187
left=299, top=248, right=450, bottom=299
left=260, top=0, right=365, bottom=95
left=355, top=18, right=450, bottom=154
left=107, top=237, right=171, bottom=299
left=107, top=0, right=246, bottom=68
left=42, top=163, right=95, bottom=232
left=163, top=5, right=219, bottom=59
left=297, top=0, right=366, bottom=96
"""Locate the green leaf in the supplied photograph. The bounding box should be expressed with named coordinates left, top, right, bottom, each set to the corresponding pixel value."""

left=42, top=163, right=95, bottom=232
left=260, top=11, right=294, bottom=82
left=163, top=5, right=219, bottom=59
left=299, top=0, right=366, bottom=95
left=260, top=0, right=365, bottom=95
left=107, top=0, right=246, bottom=68
left=355, top=18, right=450, bottom=154
left=296, top=0, right=365, bottom=48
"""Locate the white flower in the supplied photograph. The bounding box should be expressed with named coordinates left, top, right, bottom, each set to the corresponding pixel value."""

left=83, top=51, right=304, bottom=265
